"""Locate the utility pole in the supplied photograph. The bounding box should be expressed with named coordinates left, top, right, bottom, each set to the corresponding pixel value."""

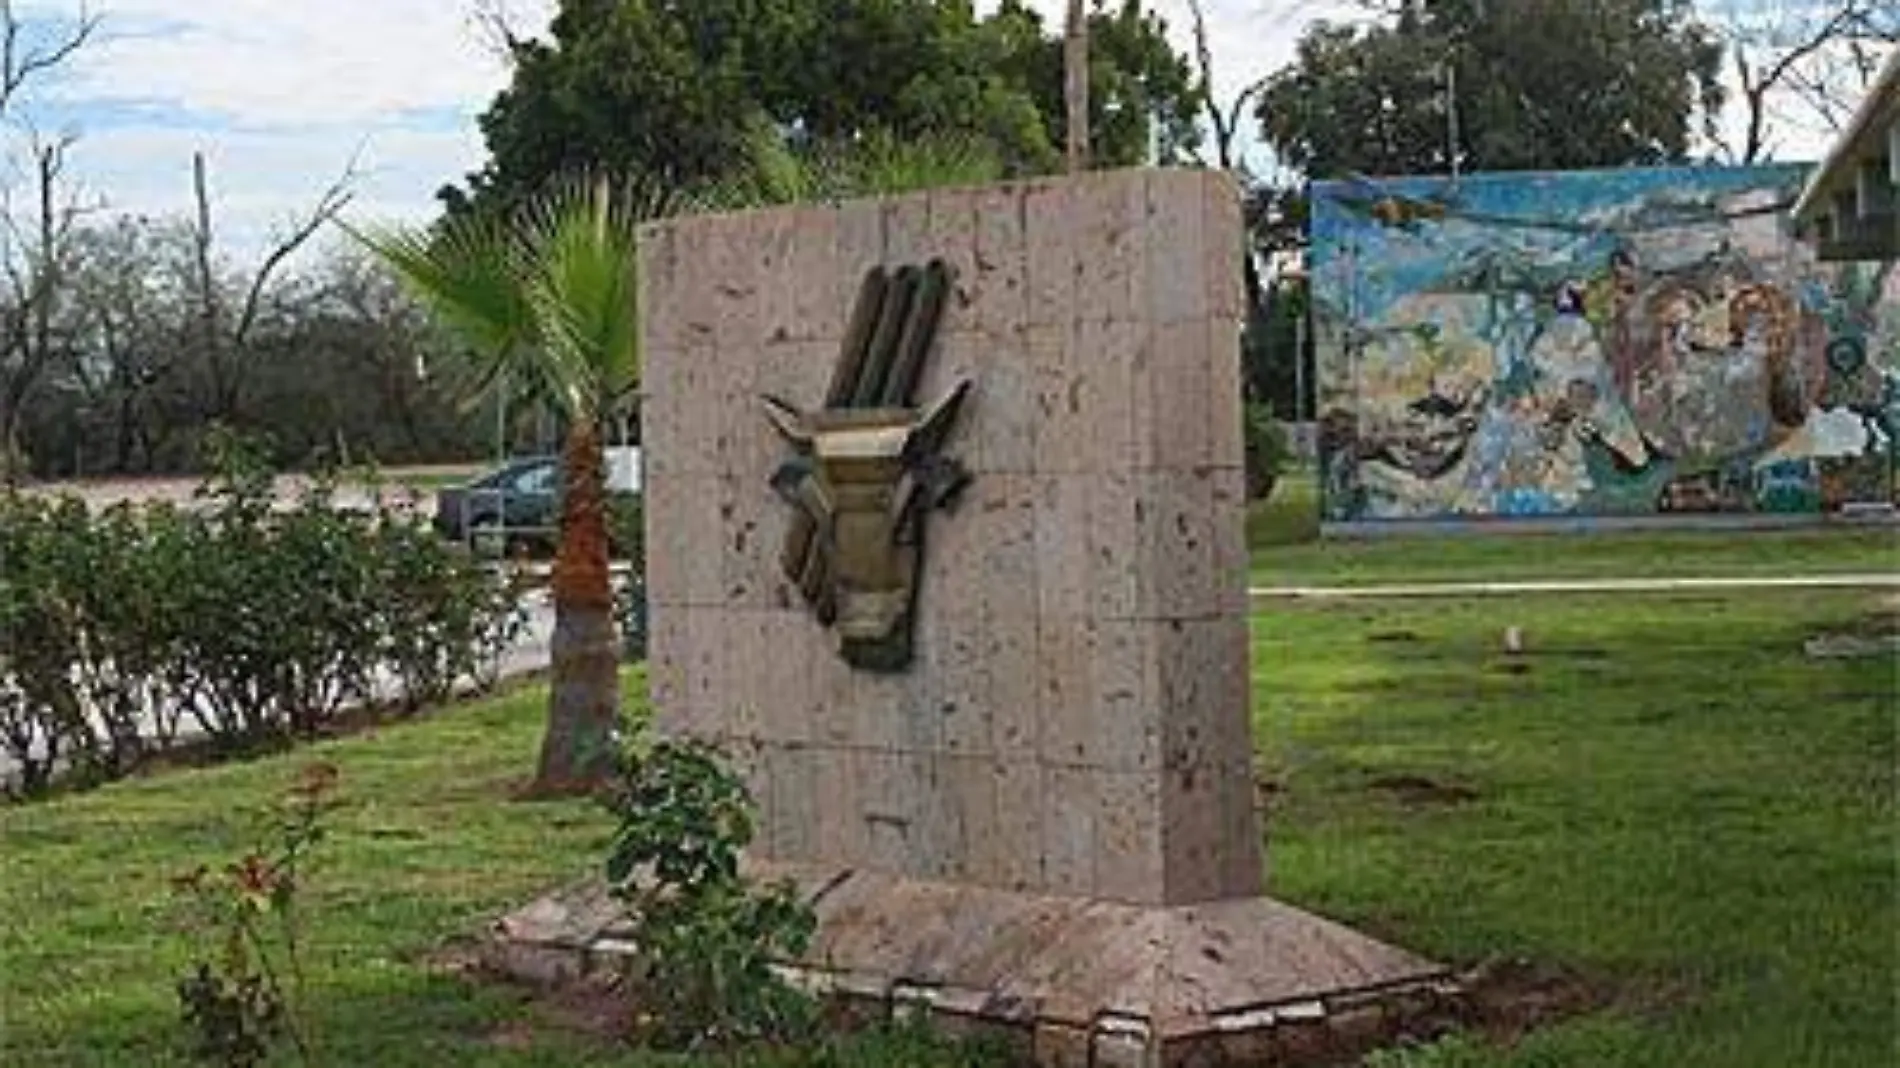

left=1065, top=0, right=1089, bottom=172
left=1411, top=0, right=1463, bottom=180
left=1447, top=61, right=1460, bottom=181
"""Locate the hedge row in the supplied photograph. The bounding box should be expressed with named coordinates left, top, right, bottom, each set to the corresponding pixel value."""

left=0, top=437, right=524, bottom=798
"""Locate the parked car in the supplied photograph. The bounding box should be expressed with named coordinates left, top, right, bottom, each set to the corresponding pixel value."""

left=434, top=447, right=641, bottom=557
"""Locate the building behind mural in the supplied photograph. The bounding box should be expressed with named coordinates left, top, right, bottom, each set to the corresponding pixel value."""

left=1310, top=164, right=1898, bottom=523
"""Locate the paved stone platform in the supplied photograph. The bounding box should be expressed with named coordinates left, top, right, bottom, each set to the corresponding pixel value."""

left=484, top=863, right=1459, bottom=1066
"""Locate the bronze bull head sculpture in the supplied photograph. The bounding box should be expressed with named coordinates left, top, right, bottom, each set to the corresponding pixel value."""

left=759, top=260, right=972, bottom=673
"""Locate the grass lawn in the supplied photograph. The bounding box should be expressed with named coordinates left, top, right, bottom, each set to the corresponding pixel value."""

left=2, top=591, right=1892, bottom=1065
left=1248, top=472, right=1899, bottom=588
left=0, top=672, right=987, bottom=1067
left=1254, top=587, right=1897, bottom=1066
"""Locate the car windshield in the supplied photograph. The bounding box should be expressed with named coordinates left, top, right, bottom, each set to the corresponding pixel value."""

left=512, top=463, right=557, bottom=494
left=471, top=459, right=554, bottom=491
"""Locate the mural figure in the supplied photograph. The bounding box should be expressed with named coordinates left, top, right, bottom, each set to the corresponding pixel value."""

left=1312, top=165, right=1898, bottom=522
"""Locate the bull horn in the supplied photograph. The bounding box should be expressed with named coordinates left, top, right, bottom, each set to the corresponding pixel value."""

left=906, top=378, right=972, bottom=459
left=760, top=393, right=813, bottom=446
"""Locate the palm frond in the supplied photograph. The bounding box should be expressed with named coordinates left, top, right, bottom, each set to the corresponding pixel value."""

left=691, top=114, right=825, bottom=211
left=697, top=120, right=1007, bottom=212
left=825, top=129, right=1004, bottom=198
left=340, top=214, right=534, bottom=362
left=516, top=174, right=655, bottom=419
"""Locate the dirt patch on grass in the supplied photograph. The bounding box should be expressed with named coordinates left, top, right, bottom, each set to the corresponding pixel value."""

left=425, top=937, right=635, bottom=1051
left=1804, top=598, right=1900, bottom=660
left=1368, top=773, right=1479, bottom=807
left=1358, top=955, right=1688, bottom=1064
left=1453, top=956, right=1613, bottom=1044
left=491, top=978, right=634, bottom=1050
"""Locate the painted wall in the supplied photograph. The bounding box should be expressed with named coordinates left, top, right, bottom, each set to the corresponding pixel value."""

left=1310, top=164, right=1898, bottom=522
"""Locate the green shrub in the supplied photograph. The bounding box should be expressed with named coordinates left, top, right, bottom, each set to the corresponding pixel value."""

left=0, top=429, right=522, bottom=799
left=602, top=735, right=818, bottom=1051
left=1243, top=401, right=1291, bottom=501
left=0, top=493, right=89, bottom=793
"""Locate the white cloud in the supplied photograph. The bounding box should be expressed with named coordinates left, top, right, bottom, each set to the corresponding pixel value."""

left=0, top=0, right=1882, bottom=268
left=55, top=121, right=484, bottom=264
left=2, top=0, right=536, bottom=261
left=24, top=0, right=519, bottom=127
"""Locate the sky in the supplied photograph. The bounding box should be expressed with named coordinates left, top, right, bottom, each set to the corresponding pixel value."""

left=6, top=0, right=1876, bottom=268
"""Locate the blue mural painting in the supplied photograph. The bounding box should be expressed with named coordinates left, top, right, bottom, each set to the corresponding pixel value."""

left=1309, top=164, right=1898, bottom=522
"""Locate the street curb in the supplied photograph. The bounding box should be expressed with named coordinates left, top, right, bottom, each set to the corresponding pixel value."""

left=1249, top=574, right=1900, bottom=599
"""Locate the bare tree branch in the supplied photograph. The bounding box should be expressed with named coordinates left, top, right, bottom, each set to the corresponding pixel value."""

left=0, top=130, right=84, bottom=480
left=0, top=0, right=100, bottom=119
left=189, top=150, right=224, bottom=417
left=468, top=0, right=526, bottom=63
left=189, top=149, right=360, bottom=420
left=1725, top=1, right=1897, bottom=162
left=232, top=154, right=358, bottom=348
left=1187, top=0, right=1273, bottom=172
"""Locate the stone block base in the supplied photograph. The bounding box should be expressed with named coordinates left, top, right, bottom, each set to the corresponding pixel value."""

left=483, top=863, right=1459, bottom=1066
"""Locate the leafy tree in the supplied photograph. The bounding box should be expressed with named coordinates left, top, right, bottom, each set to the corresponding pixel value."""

left=0, top=1, right=95, bottom=482
left=241, top=248, right=485, bottom=468
left=1244, top=274, right=1313, bottom=420
left=443, top=0, right=1200, bottom=222
left=19, top=211, right=484, bottom=480
left=1258, top=0, right=1728, bottom=180
left=37, top=214, right=200, bottom=475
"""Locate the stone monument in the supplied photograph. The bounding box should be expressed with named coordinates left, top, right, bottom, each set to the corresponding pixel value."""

left=500, top=168, right=1453, bottom=1064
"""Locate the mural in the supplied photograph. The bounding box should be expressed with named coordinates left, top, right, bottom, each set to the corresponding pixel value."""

left=1310, top=164, right=1898, bottom=522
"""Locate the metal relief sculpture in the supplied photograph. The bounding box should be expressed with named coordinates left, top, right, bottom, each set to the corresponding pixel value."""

left=761, top=259, right=971, bottom=673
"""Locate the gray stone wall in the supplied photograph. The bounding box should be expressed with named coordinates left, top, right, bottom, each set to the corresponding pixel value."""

left=639, top=168, right=1262, bottom=906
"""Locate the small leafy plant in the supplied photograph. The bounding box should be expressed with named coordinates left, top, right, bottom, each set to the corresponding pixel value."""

left=172, top=762, right=339, bottom=1067
left=602, top=736, right=817, bottom=1051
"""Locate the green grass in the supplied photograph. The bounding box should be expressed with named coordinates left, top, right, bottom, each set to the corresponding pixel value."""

left=3, top=592, right=1893, bottom=1066
left=1247, top=472, right=1899, bottom=587
left=1254, top=587, right=1897, bottom=1066
left=0, top=674, right=992, bottom=1067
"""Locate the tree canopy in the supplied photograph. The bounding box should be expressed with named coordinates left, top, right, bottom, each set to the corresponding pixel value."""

left=443, top=0, right=1201, bottom=221
left=1257, top=0, right=1729, bottom=180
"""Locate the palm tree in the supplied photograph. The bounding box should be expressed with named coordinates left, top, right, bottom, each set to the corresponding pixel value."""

left=346, top=177, right=650, bottom=796
left=345, top=133, right=1003, bottom=797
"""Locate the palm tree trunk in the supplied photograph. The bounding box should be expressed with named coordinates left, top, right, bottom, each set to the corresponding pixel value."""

left=533, top=417, right=620, bottom=795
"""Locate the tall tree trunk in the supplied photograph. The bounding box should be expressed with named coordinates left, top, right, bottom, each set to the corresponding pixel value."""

left=1065, top=0, right=1089, bottom=173
left=533, top=418, right=620, bottom=795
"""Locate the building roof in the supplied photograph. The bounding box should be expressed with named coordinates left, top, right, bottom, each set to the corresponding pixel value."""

left=1790, top=48, right=1899, bottom=261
